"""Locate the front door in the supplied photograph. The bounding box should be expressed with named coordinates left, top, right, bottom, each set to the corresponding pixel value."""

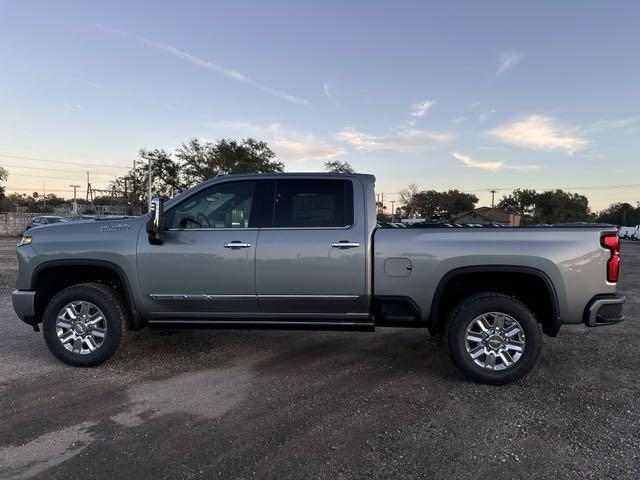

left=137, top=179, right=271, bottom=320
left=255, top=178, right=369, bottom=321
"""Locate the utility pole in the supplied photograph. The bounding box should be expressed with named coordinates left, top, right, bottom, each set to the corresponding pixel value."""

left=69, top=184, right=80, bottom=215
left=141, top=153, right=154, bottom=211
left=391, top=200, right=396, bottom=219
left=119, top=176, right=133, bottom=216
left=490, top=189, right=497, bottom=208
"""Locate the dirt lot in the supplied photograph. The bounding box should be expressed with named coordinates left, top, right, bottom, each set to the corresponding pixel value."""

left=0, top=237, right=639, bottom=479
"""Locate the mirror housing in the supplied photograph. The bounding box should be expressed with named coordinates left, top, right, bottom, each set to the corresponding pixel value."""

left=146, top=197, right=164, bottom=244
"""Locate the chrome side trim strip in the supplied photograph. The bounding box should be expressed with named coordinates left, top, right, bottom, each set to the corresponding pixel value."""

left=150, top=294, right=360, bottom=301
left=150, top=294, right=256, bottom=301
left=258, top=295, right=360, bottom=299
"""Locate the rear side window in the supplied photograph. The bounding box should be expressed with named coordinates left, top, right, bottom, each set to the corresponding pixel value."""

left=274, top=179, right=354, bottom=228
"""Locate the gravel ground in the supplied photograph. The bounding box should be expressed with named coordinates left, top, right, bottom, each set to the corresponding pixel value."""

left=0, top=236, right=639, bottom=479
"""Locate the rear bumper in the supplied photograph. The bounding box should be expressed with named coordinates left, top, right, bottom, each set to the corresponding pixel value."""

left=584, top=294, right=625, bottom=327
left=12, top=290, right=36, bottom=325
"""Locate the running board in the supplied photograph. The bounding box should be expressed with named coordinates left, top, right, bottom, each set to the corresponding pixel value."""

left=147, top=320, right=375, bottom=332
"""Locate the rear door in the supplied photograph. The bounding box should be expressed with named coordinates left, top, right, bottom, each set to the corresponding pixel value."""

left=255, top=178, right=368, bottom=321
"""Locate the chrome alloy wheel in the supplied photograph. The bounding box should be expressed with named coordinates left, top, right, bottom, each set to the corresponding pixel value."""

left=56, top=301, right=107, bottom=354
left=464, top=312, right=526, bottom=371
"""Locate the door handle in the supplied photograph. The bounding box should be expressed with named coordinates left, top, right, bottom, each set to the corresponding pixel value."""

left=224, top=241, right=252, bottom=248
left=331, top=241, right=360, bottom=249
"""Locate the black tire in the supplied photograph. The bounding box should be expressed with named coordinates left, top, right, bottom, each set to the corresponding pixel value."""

left=446, top=292, right=542, bottom=385
left=42, top=282, right=128, bottom=367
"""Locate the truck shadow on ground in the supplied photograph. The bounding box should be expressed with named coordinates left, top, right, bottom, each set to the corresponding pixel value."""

left=115, top=327, right=460, bottom=383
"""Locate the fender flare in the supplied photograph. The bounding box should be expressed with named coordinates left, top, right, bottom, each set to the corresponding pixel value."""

left=429, top=265, right=562, bottom=336
left=31, top=259, right=142, bottom=329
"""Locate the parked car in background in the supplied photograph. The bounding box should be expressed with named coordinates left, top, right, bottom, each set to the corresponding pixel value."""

left=24, top=216, right=68, bottom=231
left=619, top=225, right=639, bottom=240
left=69, top=215, right=97, bottom=222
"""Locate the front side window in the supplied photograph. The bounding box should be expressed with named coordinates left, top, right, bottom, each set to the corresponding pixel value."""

left=165, top=181, right=256, bottom=229
left=274, top=179, right=353, bottom=228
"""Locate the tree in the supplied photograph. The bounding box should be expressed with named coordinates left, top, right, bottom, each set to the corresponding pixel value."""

left=405, top=189, right=478, bottom=221
left=533, top=190, right=593, bottom=224
left=0, top=166, right=7, bottom=199
left=324, top=160, right=354, bottom=173
left=110, top=137, right=285, bottom=214
left=136, top=148, right=184, bottom=197
left=399, top=183, right=420, bottom=217
left=440, top=190, right=479, bottom=220
left=176, top=138, right=283, bottom=186
left=497, top=188, right=538, bottom=225
left=597, top=202, right=639, bottom=226
left=411, top=190, right=446, bottom=219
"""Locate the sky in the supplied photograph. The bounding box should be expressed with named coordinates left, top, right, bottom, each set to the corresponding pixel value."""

left=0, top=0, right=639, bottom=210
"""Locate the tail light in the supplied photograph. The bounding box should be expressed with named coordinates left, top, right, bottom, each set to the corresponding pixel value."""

left=601, top=234, right=620, bottom=283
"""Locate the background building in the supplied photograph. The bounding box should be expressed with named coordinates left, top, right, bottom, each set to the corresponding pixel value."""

left=455, top=207, right=522, bottom=226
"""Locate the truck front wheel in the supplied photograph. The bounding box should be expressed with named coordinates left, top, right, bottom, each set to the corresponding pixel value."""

left=42, top=283, right=127, bottom=367
left=446, top=293, right=542, bottom=385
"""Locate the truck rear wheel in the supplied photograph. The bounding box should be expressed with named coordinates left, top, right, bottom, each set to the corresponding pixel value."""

left=42, top=283, right=127, bottom=367
left=446, top=293, right=541, bottom=385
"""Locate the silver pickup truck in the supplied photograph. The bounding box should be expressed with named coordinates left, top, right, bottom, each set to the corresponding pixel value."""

left=12, top=173, right=625, bottom=384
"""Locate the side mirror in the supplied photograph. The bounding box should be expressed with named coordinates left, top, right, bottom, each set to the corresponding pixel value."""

left=146, top=197, right=164, bottom=244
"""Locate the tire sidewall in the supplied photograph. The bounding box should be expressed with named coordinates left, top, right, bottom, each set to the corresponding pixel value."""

left=43, top=285, right=123, bottom=367
left=447, top=295, right=541, bottom=385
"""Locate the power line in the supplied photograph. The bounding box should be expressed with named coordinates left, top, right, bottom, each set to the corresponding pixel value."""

left=7, top=173, right=91, bottom=181
left=6, top=187, right=74, bottom=193
left=0, top=153, right=131, bottom=169
left=0, top=161, right=119, bottom=176
left=379, top=183, right=640, bottom=197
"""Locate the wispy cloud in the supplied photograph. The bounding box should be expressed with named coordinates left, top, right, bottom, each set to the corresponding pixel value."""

left=452, top=152, right=503, bottom=171
left=452, top=152, right=540, bottom=172
left=208, top=121, right=344, bottom=161
left=407, top=100, right=434, bottom=126
left=497, top=49, right=522, bottom=74
left=487, top=115, right=588, bottom=154
left=478, top=109, right=496, bottom=122
left=100, top=26, right=309, bottom=105
left=409, top=100, right=434, bottom=119
left=274, top=135, right=344, bottom=162
left=451, top=116, right=467, bottom=124
left=323, top=82, right=341, bottom=107
left=82, top=80, right=104, bottom=88
left=336, top=126, right=455, bottom=153
left=583, top=116, right=640, bottom=134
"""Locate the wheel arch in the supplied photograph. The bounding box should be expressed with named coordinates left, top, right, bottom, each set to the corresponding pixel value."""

left=429, top=265, right=562, bottom=337
left=31, top=259, right=142, bottom=329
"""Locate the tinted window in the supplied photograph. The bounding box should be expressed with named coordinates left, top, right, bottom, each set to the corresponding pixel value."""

left=274, top=179, right=353, bottom=228
left=165, top=181, right=256, bottom=229
left=48, top=218, right=64, bottom=224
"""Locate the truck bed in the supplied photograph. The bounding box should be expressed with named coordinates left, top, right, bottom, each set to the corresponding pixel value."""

left=373, top=226, right=618, bottom=325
